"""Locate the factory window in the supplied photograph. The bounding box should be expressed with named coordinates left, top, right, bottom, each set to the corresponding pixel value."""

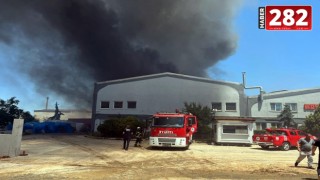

left=212, top=102, right=222, bottom=111
left=255, top=123, right=262, bottom=130
left=127, top=101, right=137, bottom=109
left=285, top=103, right=297, bottom=112
left=223, top=125, right=248, bottom=134
left=114, top=101, right=123, bottom=108
left=271, top=123, right=281, bottom=128
left=100, top=101, right=110, bottom=109
left=226, top=103, right=236, bottom=111
left=270, top=103, right=282, bottom=111
left=256, top=122, right=267, bottom=130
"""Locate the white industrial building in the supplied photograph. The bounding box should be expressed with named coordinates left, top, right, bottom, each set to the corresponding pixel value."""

left=92, top=72, right=247, bottom=117
left=92, top=72, right=252, bottom=144
left=91, top=72, right=320, bottom=144
left=248, top=88, right=320, bottom=130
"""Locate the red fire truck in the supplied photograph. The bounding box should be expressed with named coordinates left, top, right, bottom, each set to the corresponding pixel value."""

left=149, top=112, right=198, bottom=149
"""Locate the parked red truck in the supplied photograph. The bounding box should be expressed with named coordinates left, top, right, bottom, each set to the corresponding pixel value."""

left=252, top=128, right=316, bottom=151
left=149, top=112, right=198, bottom=149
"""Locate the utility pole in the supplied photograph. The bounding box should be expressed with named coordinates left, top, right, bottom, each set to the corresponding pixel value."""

left=45, top=97, right=49, bottom=110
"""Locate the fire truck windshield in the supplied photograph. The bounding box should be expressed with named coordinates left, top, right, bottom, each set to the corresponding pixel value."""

left=152, top=117, right=184, bottom=127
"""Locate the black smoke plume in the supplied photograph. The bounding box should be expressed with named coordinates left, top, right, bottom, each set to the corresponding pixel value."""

left=0, top=0, right=240, bottom=109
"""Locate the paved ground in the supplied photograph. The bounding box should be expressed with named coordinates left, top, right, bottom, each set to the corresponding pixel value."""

left=0, top=134, right=319, bottom=180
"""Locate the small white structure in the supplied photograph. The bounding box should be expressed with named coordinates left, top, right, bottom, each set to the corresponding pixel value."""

left=213, top=117, right=255, bottom=145
left=0, top=119, right=24, bottom=157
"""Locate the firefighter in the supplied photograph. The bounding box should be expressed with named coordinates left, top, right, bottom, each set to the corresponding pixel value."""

left=123, top=125, right=132, bottom=151
left=134, top=127, right=143, bottom=147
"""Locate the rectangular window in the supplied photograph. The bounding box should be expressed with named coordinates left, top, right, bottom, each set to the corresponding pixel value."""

left=271, top=123, right=281, bottom=128
left=222, top=125, right=248, bottom=134
left=226, top=103, right=236, bottom=111
left=127, top=101, right=137, bottom=109
left=100, top=101, right=110, bottom=109
left=114, top=101, right=123, bottom=108
left=256, top=122, right=261, bottom=130
left=270, top=103, right=282, bottom=111
left=285, top=103, right=297, bottom=112
left=212, top=102, right=222, bottom=111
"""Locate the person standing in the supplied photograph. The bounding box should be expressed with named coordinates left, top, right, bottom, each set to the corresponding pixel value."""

left=295, top=134, right=315, bottom=169
left=134, top=127, right=143, bottom=147
left=312, top=139, right=320, bottom=180
left=123, top=125, right=132, bottom=151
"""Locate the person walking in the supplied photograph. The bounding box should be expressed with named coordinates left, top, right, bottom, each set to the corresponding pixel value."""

left=134, top=127, right=143, bottom=147
left=312, top=139, right=320, bottom=180
left=123, top=125, right=132, bottom=151
left=295, top=134, right=315, bottom=169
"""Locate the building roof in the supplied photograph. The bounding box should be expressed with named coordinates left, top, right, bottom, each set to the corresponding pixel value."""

left=249, top=87, right=320, bottom=99
left=95, top=72, right=241, bottom=87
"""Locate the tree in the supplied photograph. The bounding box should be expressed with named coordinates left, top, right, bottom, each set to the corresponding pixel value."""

left=0, top=97, right=37, bottom=128
left=97, top=116, right=144, bottom=137
left=183, top=102, right=212, bottom=139
left=183, top=102, right=212, bottom=126
left=21, top=111, right=37, bottom=123
left=0, top=110, right=12, bottom=128
left=300, top=104, right=320, bottom=137
left=0, top=97, right=21, bottom=128
left=278, top=104, right=295, bottom=128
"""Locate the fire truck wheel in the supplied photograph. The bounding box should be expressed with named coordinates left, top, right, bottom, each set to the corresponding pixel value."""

left=280, top=142, right=291, bottom=151
left=184, top=144, right=190, bottom=150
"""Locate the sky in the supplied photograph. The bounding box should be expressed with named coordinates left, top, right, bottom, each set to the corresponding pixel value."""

left=210, top=0, right=320, bottom=95
left=0, top=0, right=319, bottom=114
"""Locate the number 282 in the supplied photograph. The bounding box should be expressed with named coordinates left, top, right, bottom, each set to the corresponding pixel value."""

left=269, top=9, right=308, bottom=26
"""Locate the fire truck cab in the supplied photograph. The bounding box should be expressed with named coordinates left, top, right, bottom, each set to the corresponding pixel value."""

left=149, top=112, right=198, bottom=149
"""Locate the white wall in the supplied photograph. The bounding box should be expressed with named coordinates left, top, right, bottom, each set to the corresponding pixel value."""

left=0, top=119, right=24, bottom=157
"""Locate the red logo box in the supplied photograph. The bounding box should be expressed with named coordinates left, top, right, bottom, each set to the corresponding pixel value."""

left=265, top=6, right=312, bottom=30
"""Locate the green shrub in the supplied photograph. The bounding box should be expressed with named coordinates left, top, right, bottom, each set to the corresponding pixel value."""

left=194, top=124, right=211, bottom=140
left=97, top=116, right=144, bottom=137
left=254, top=130, right=266, bottom=135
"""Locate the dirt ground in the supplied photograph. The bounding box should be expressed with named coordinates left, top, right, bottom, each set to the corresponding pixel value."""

left=0, top=135, right=319, bottom=180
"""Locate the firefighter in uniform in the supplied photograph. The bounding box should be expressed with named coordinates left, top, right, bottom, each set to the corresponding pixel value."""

left=123, top=125, right=132, bottom=150
left=134, top=127, right=143, bottom=147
